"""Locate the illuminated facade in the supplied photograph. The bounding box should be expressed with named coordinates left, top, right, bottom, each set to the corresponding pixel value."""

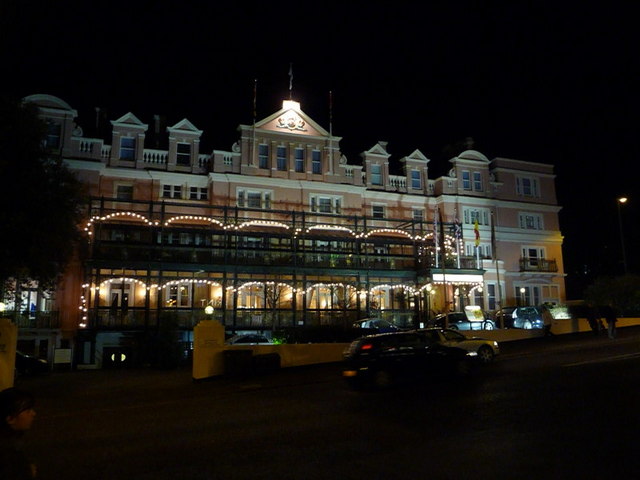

left=18, top=94, right=565, bottom=366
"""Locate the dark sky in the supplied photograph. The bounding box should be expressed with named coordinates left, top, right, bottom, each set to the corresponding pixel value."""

left=2, top=1, right=639, bottom=296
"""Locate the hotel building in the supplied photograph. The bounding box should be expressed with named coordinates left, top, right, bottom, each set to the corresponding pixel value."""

left=12, top=93, right=565, bottom=367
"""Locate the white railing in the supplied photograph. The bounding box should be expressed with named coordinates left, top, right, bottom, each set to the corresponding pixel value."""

left=143, top=149, right=168, bottom=164
left=388, top=175, right=406, bottom=189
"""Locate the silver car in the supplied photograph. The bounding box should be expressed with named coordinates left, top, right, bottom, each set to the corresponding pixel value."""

left=422, top=328, right=500, bottom=364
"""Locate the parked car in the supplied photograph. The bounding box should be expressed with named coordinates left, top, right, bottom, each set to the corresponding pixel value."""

left=494, top=306, right=544, bottom=329
left=353, top=318, right=402, bottom=333
left=15, top=351, right=50, bottom=376
left=226, top=334, right=273, bottom=345
left=342, top=330, right=474, bottom=389
left=430, top=311, right=496, bottom=331
left=421, top=328, right=500, bottom=364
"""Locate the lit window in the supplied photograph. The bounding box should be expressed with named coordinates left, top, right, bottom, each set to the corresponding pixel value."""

left=120, top=137, right=136, bottom=160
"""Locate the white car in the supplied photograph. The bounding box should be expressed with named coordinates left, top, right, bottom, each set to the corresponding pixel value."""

left=422, top=328, right=500, bottom=364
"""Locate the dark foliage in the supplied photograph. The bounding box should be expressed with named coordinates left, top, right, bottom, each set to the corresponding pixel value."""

left=583, top=275, right=640, bottom=317
left=0, top=96, right=86, bottom=288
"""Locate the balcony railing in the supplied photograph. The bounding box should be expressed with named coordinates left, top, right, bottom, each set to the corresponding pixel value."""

left=519, top=258, right=558, bottom=272
left=3, top=311, right=60, bottom=329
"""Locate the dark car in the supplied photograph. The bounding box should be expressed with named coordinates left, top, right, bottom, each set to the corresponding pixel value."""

left=494, top=306, right=544, bottom=329
left=342, top=330, right=474, bottom=389
left=431, top=312, right=496, bottom=331
left=352, top=318, right=402, bottom=333
left=15, top=351, right=50, bottom=376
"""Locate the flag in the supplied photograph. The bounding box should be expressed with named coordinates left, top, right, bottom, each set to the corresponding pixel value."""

left=474, top=219, right=480, bottom=247
left=453, top=213, right=462, bottom=241
left=288, top=63, right=293, bottom=95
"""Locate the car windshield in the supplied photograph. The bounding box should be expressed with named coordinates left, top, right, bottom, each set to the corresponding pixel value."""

left=443, top=330, right=466, bottom=341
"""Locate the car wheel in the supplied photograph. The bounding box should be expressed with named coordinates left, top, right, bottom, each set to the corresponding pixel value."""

left=477, top=345, right=494, bottom=364
left=373, top=369, right=394, bottom=389
left=483, top=321, right=495, bottom=330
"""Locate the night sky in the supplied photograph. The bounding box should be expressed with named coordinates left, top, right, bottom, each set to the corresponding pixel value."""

left=3, top=2, right=638, bottom=297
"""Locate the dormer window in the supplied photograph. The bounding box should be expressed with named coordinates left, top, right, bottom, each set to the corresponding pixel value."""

left=119, top=137, right=136, bottom=160
left=462, top=171, right=471, bottom=190
left=45, top=121, right=61, bottom=149
left=411, top=170, right=421, bottom=189
left=177, top=143, right=191, bottom=166
left=473, top=172, right=483, bottom=191
left=371, top=164, right=382, bottom=186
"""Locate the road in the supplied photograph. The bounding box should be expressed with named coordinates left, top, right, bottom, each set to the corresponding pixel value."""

left=14, top=328, right=640, bottom=480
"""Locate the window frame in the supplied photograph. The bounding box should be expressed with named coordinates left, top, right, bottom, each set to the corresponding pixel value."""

left=176, top=142, right=192, bottom=166
left=119, top=137, right=136, bottom=161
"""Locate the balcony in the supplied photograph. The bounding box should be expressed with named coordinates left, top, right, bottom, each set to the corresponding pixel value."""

left=519, top=258, right=558, bottom=272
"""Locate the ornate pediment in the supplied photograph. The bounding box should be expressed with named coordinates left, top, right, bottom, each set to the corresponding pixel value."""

left=254, top=100, right=329, bottom=137
left=276, top=110, right=307, bottom=132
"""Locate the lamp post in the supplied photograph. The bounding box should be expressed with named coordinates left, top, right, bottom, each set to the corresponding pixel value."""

left=519, top=287, right=526, bottom=307
left=617, top=197, right=628, bottom=274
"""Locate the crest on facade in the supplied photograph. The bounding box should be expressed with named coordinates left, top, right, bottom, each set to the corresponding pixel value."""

left=276, top=112, right=307, bottom=131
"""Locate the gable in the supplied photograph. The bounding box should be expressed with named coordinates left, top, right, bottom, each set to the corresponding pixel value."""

left=168, top=118, right=203, bottom=136
left=403, top=149, right=430, bottom=163
left=111, top=112, right=148, bottom=129
left=256, top=100, right=328, bottom=137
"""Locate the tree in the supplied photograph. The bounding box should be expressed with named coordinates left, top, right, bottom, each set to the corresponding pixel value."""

left=583, top=275, right=640, bottom=317
left=0, top=96, right=86, bottom=290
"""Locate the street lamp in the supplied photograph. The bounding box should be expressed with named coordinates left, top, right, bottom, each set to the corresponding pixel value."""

left=617, top=197, right=628, bottom=274
left=519, top=287, right=526, bottom=307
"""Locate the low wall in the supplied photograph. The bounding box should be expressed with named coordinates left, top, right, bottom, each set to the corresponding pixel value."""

left=192, top=318, right=640, bottom=380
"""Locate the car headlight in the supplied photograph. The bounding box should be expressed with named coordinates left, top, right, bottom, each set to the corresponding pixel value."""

left=492, top=341, right=498, bottom=348
left=466, top=351, right=478, bottom=357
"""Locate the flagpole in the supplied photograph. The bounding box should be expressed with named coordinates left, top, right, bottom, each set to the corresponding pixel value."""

left=329, top=90, right=333, bottom=175
left=491, top=211, right=504, bottom=327
left=288, top=63, right=293, bottom=100
left=439, top=208, right=448, bottom=315
left=433, top=207, right=439, bottom=269
left=252, top=78, right=257, bottom=167
left=454, top=208, right=461, bottom=269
